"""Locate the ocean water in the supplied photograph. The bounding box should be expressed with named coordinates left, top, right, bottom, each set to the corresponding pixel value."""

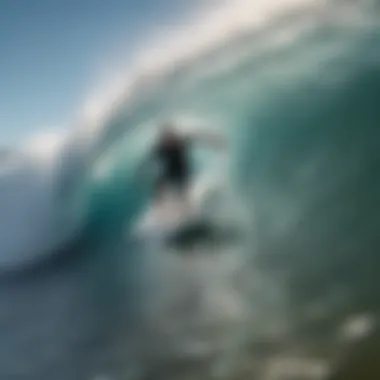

left=1, top=1, right=380, bottom=379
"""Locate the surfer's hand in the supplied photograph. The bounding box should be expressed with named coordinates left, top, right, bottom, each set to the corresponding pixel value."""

left=204, top=130, right=228, bottom=150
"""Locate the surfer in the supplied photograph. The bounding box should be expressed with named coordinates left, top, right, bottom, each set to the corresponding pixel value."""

left=150, top=121, right=226, bottom=216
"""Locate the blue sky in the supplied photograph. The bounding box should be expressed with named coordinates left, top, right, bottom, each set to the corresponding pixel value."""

left=0, top=0, right=204, bottom=145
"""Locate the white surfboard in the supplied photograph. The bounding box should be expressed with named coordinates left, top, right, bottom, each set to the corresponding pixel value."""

left=135, top=196, right=196, bottom=237
left=133, top=175, right=217, bottom=245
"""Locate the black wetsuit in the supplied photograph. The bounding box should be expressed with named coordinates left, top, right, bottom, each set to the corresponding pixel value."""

left=155, top=138, right=191, bottom=194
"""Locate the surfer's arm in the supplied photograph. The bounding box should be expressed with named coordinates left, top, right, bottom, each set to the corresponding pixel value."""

left=186, top=129, right=227, bottom=150
left=136, top=147, right=160, bottom=180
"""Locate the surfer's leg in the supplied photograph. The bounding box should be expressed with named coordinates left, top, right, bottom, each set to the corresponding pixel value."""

left=174, top=175, right=191, bottom=215
left=154, top=178, right=169, bottom=220
left=154, top=177, right=166, bottom=203
left=155, top=176, right=181, bottom=220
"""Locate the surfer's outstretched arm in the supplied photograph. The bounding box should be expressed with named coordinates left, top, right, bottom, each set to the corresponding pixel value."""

left=187, top=129, right=228, bottom=150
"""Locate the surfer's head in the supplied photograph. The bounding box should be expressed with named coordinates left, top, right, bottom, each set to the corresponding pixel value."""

left=160, top=122, right=179, bottom=144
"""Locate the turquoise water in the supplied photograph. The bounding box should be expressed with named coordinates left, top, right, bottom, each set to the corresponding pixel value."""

left=0, top=1, right=380, bottom=379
